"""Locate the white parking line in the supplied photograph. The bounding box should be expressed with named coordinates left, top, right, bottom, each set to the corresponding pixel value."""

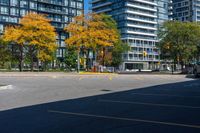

left=99, top=99, right=200, bottom=109
left=131, top=93, right=200, bottom=98
left=48, top=110, right=200, bottom=129
left=184, top=83, right=200, bottom=87
left=143, top=89, right=200, bottom=93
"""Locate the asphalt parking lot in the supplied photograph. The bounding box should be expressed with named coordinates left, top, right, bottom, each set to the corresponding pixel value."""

left=0, top=73, right=200, bottom=133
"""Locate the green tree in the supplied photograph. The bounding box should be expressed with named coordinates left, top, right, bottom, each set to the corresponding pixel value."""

left=64, top=47, right=77, bottom=71
left=0, top=38, right=11, bottom=68
left=159, top=21, right=200, bottom=70
left=111, top=42, right=129, bottom=68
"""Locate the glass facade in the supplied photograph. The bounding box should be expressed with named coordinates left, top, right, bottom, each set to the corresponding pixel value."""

left=172, top=0, right=192, bottom=21
left=172, top=0, right=200, bottom=22
left=0, top=0, right=84, bottom=60
left=92, top=0, right=170, bottom=70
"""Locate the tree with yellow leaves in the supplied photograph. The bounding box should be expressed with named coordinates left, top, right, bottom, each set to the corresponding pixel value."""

left=3, top=13, right=57, bottom=71
left=65, top=13, right=120, bottom=71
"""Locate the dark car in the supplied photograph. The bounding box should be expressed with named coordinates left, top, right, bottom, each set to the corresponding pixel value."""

left=193, top=62, right=200, bottom=78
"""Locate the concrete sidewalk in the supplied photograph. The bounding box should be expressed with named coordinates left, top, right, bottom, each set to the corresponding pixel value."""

left=0, top=72, right=76, bottom=77
left=0, top=72, right=119, bottom=77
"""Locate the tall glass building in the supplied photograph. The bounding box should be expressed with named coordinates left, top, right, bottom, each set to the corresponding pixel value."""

left=172, top=0, right=200, bottom=22
left=0, top=0, right=84, bottom=61
left=92, top=0, right=170, bottom=70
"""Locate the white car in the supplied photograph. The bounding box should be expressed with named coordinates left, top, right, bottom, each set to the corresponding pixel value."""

left=193, top=62, right=200, bottom=78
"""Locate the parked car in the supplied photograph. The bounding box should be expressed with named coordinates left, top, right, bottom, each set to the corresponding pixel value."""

left=193, top=62, right=200, bottom=78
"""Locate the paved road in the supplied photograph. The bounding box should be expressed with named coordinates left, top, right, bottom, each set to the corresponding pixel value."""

left=0, top=73, right=200, bottom=133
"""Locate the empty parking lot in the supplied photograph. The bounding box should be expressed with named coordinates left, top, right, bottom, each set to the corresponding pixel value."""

left=0, top=73, right=200, bottom=133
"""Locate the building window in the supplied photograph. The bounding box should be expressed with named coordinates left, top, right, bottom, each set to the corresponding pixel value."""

left=20, top=9, right=28, bottom=16
left=0, top=16, right=9, bottom=22
left=9, top=17, right=18, bottom=23
left=64, top=0, right=68, bottom=6
left=64, top=16, right=68, bottom=22
left=61, top=41, right=65, bottom=47
left=20, top=0, right=28, bottom=8
left=0, top=24, right=3, bottom=33
left=71, top=9, right=76, bottom=15
left=63, top=8, right=68, bottom=14
left=0, top=6, right=9, bottom=14
left=70, top=1, right=76, bottom=8
left=10, top=0, right=18, bottom=6
left=10, top=8, right=19, bottom=16
left=30, top=2, right=37, bottom=9
left=0, top=0, right=9, bottom=5
left=77, top=2, right=82, bottom=8
left=77, top=10, right=82, bottom=16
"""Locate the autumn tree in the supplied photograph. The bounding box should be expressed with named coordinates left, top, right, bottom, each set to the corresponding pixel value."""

left=64, top=13, right=120, bottom=71
left=3, top=13, right=57, bottom=71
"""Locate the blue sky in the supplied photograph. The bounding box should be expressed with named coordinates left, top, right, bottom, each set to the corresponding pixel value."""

left=84, top=0, right=90, bottom=14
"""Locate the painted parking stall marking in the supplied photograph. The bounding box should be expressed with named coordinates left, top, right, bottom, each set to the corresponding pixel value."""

left=48, top=110, right=200, bottom=129
left=98, top=99, right=200, bottom=109
left=131, top=92, right=200, bottom=98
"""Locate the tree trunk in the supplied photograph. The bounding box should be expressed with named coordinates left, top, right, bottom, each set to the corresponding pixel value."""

left=30, top=46, right=34, bottom=72
left=94, top=50, right=97, bottom=72
left=44, top=62, right=47, bottom=71
left=19, top=45, right=23, bottom=72
left=180, top=61, right=184, bottom=72
left=86, top=49, right=90, bottom=71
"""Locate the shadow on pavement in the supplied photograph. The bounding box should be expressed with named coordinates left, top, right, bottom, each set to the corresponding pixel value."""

left=0, top=80, right=200, bottom=133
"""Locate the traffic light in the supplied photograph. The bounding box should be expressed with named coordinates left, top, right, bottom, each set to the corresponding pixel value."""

left=143, top=51, right=147, bottom=57
left=80, top=58, right=84, bottom=65
left=165, top=43, right=170, bottom=49
left=101, top=50, right=104, bottom=56
left=177, top=56, right=180, bottom=62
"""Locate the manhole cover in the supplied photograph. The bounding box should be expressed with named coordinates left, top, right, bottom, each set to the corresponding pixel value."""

left=101, top=89, right=112, bottom=92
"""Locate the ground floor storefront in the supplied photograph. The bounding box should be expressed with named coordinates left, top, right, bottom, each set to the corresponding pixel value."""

left=121, top=61, right=160, bottom=71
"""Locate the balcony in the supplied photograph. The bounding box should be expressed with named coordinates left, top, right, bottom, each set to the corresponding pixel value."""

left=92, top=2, right=112, bottom=9
left=125, top=30, right=157, bottom=37
left=95, top=8, right=112, bottom=13
left=134, top=0, right=157, bottom=6
left=38, top=7, right=65, bottom=15
left=125, top=16, right=157, bottom=24
left=126, top=23, right=157, bottom=30
left=125, top=3, right=156, bottom=12
left=90, top=0, right=102, bottom=4
left=125, top=9, right=157, bottom=18
left=38, top=0, right=63, bottom=6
